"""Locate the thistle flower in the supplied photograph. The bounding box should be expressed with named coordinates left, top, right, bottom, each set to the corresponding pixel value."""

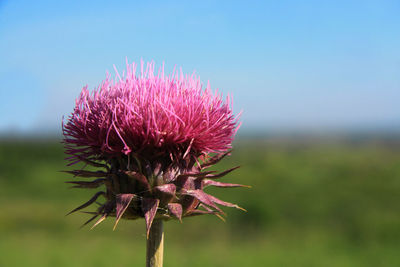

left=63, top=61, right=245, bottom=242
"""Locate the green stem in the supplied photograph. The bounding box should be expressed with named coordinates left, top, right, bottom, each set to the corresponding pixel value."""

left=146, top=219, right=164, bottom=267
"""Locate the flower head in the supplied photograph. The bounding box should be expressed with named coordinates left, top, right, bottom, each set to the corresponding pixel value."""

left=63, top=61, right=245, bottom=234
left=64, top=61, right=239, bottom=163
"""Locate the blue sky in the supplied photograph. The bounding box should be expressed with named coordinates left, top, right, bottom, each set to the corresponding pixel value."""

left=1, top=0, right=399, bottom=134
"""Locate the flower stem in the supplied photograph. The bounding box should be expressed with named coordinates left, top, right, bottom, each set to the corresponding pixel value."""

left=146, top=219, right=164, bottom=267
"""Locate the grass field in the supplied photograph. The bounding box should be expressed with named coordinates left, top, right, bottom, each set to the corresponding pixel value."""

left=1, top=137, right=399, bottom=266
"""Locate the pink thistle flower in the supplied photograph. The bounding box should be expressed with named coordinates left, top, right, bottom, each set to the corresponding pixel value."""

left=63, top=61, right=246, bottom=235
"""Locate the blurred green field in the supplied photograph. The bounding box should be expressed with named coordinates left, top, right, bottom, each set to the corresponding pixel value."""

left=0, top=137, right=400, bottom=266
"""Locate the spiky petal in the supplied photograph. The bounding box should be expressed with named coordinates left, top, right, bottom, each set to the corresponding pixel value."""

left=142, top=198, right=160, bottom=238
left=114, top=194, right=135, bottom=230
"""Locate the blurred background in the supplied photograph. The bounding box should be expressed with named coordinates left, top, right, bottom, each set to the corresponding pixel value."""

left=1, top=0, right=399, bottom=266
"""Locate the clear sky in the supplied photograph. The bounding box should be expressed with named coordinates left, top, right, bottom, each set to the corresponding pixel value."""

left=1, top=0, right=399, bottom=134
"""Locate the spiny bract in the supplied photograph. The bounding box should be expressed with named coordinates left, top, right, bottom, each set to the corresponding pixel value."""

left=63, top=61, right=246, bottom=236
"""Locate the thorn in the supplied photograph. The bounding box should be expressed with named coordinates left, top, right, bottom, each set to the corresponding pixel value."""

left=90, top=214, right=107, bottom=230
left=215, top=213, right=226, bottom=222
